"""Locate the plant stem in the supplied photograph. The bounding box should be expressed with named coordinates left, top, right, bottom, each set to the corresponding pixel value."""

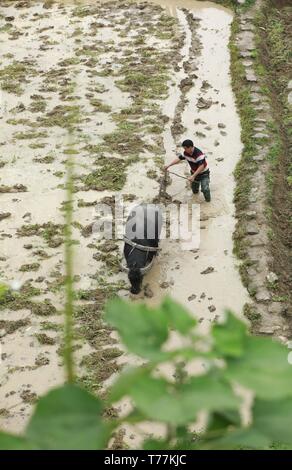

left=64, top=150, right=75, bottom=383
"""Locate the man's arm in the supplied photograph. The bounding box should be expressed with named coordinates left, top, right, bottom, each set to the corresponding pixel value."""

left=164, top=158, right=182, bottom=171
left=188, top=163, right=205, bottom=182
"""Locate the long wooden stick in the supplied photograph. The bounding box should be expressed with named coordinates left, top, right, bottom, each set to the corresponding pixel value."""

left=168, top=171, right=189, bottom=180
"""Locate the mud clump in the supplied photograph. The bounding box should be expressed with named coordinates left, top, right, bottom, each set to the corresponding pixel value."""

left=0, top=282, right=41, bottom=312
left=208, top=305, right=216, bottom=312
left=0, top=409, right=10, bottom=418
left=197, top=97, right=213, bottom=109
left=77, top=199, right=97, bottom=208
left=179, top=76, right=196, bottom=92
left=98, top=241, right=119, bottom=253
left=20, top=390, right=38, bottom=404
left=93, top=252, right=121, bottom=274
left=201, top=266, right=215, bottom=275
left=188, top=294, right=197, bottom=301
left=0, top=212, right=11, bottom=221
left=81, top=223, right=94, bottom=238
left=19, top=263, right=40, bottom=272
left=0, top=184, right=27, bottom=193
left=35, top=333, right=57, bottom=345
left=35, top=354, right=50, bottom=367
left=144, top=284, right=154, bottom=298
left=33, top=154, right=54, bottom=164
left=0, top=318, right=30, bottom=335
left=80, top=349, right=122, bottom=383
left=31, top=300, right=57, bottom=317
left=16, top=222, right=64, bottom=248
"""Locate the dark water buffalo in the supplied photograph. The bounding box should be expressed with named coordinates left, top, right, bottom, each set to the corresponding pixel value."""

left=123, top=204, right=162, bottom=294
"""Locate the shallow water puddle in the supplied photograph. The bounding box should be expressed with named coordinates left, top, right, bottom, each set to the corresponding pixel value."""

left=102, top=0, right=249, bottom=446
left=0, top=0, right=249, bottom=442
left=127, top=0, right=249, bottom=328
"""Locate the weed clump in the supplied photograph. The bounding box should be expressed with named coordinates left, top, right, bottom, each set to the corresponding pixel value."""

left=16, top=222, right=64, bottom=248
left=31, top=299, right=57, bottom=317
left=19, top=263, right=40, bottom=272
left=0, top=60, right=38, bottom=95
left=81, top=157, right=128, bottom=191
left=38, top=105, right=82, bottom=129
left=35, top=333, right=57, bottom=345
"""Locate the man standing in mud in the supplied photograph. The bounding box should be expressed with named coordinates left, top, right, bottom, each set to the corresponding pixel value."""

left=164, top=139, right=211, bottom=202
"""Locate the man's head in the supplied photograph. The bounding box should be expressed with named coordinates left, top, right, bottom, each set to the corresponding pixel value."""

left=182, top=139, right=194, bottom=155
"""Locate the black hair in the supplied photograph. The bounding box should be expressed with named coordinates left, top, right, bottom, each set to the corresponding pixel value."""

left=128, top=267, right=142, bottom=294
left=182, top=139, right=194, bottom=148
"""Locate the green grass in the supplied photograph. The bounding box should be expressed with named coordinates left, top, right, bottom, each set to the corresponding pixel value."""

left=13, top=130, right=48, bottom=140
left=0, top=60, right=37, bottom=95
left=89, top=99, right=111, bottom=113
left=39, top=105, right=82, bottom=129
left=19, top=263, right=40, bottom=272
left=41, top=321, right=63, bottom=332
left=116, top=70, right=169, bottom=99
left=229, top=18, right=257, bottom=263
left=17, top=222, right=64, bottom=248
left=81, top=156, right=128, bottom=191
left=35, top=333, right=57, bottom=345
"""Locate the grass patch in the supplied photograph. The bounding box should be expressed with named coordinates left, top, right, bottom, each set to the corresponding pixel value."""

left=243, top=303, right=261, bottom=325
left=79, top=349, right=122, bottom=389
left=93, top=252, right=121, bottom=275
left=229, top=17, right=257, bottom=265
left=252, top=1, right=292, bottom=304
left=41, top=321, right=63, bottom=332
left=116, top=69, right=169, bottom=99
left=35, top=333, right=57, bottom=345
left=0, top=60, right=38, bottom=95
left=81, top=156, right=128, bottom=191
left=31, top=300, right=57, bottom=317
left=0, top=317, right=30, bottom=335
left=29, top=100, right=47, bottom=113
left=38, top=105, right=82, bottom=129
left=19, top=263, right=40, bottom=272
left=89, top=99, right=111, bottom=113
left=13, top=130, right=48, bottom=140
left=33, top=154, right=55, bottom=164
left=102, top=129, right=144, bottom=156
left=16, top=222, right=64, bottom=248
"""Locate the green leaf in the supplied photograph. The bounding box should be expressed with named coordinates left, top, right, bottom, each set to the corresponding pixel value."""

left=212, top=311, right=248, bottom=358
left=161, top=296, right=197, bottom=334
left=181, top=374, right=240, bottom=416
left=105, top=299, right=169, bottom=360
left=199, top=428, right=271, bottom=450
left=130, top=375, right=189, bottom=425
left=224, top=336, right=292, bottom=399
left=253, top=398, right=292, bottom=444
left=0, top=432, right=36, bottom=450
left=143, top=439, right=173, bottom=450
left=0, top=283, right=9, bottom=300
left=26, top=384, right=111, bottom=449
left=124, top=373, right=239, bottom=426
left=207, top=409, right=241, bottom=432
left=109, top=367, right=150, bottom=403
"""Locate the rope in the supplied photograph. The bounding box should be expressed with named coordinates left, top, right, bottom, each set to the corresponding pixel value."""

left=120, top=257, right=155, bottom=274
left=123, top=236, right=161, bottom=252
left=168, top=171, right=189, bottom=180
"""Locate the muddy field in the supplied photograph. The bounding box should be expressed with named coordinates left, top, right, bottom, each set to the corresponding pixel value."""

left=0, top=0, right=249, bottom=443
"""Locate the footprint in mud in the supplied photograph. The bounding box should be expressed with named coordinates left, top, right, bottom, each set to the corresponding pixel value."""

left=200, top=196, right=229, bottom=219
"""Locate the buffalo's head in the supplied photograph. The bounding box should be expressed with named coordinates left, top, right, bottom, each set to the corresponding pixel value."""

left=128, top=267, right=143, bottom=294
